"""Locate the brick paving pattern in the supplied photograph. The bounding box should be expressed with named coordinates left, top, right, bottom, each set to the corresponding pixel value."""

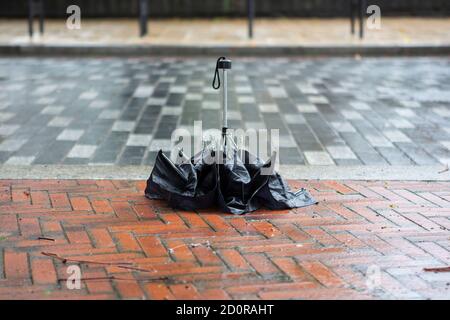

left=1, top=57, right=450, bottom=166
left=0, top=179, right=449, bottom=299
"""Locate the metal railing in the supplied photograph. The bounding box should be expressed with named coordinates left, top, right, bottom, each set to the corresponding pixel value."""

left=27, top=0, right=365, bottom=39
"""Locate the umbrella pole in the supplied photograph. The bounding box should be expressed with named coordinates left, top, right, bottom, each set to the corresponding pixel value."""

left=222, top=68, right=228, bottom=140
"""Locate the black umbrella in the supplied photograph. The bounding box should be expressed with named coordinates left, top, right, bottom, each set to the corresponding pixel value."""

left=145, top=57, right=317, bottom=214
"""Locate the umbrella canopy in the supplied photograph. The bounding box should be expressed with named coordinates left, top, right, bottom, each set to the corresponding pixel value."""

left=145, top=57, right=317, bottom=214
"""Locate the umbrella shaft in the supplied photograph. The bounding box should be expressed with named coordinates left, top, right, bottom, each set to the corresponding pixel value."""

left=222, top=69, right=228, bottom=131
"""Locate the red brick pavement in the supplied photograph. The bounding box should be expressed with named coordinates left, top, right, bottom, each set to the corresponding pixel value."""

left=0, top=179, right=449, bottom=300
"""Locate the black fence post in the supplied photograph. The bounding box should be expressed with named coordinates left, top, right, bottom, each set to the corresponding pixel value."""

left=247, top=0, right=254, bottom=39
left=139, top=0, right=148, bottom=37
left=39, top=0, right=44, bottom=34
left=28, top=0, right=33, bottom=37
left=359, top=0, right=366, bottom=39
left=28, top=0, right=45, bottom=37
left=350, top=0, right=356, bottom=35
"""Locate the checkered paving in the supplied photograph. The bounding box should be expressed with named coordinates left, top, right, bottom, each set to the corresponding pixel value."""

left=0, top=57, right=450, bottom=166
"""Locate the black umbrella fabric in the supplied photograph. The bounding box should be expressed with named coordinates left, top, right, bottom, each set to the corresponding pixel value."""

left=145, top=148, right=317, bottom=215
left=144, top=57, right=317, bottom=214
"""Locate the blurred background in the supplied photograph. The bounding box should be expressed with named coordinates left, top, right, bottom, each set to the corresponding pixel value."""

left=3, top=0, right=449, bottom=17
left=0, top=1, right=449, bottom=167
left=1, top=0, right=449, bottom=45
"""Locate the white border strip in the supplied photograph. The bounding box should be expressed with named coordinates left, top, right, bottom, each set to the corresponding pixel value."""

left=0, top=165, right=448, bottom=181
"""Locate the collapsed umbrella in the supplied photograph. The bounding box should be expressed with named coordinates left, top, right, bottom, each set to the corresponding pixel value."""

left=145, top=57, right=317, bottom=214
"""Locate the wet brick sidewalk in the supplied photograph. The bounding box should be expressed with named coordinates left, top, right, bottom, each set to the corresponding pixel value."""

left=0, top=179, right=449, bottom=299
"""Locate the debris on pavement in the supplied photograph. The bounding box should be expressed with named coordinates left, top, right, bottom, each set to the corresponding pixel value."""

left=37, top=237, right=55, bottom=241
left=423, top=266, right=450, bottom=273
left=438, top=164, right=449, bottom=174
left=57, top=275, right=170, bottom=283
left=41, top=251, right=155, bottom=273
left=169, top=240, right=211, bottom=253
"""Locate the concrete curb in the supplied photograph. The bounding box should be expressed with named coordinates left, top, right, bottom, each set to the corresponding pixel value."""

left=1, top=44, right=450, bottom=57
left=0, top=165, right=449, bottom=181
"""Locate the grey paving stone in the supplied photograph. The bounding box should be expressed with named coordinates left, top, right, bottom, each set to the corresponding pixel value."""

left=365, top=135, right=394, bottom=148
left=202, top=101, right=220, bottom=110
left=155, top=115, right=179, bottom=139
left=33, top=141, right=75, bottom=164
left=334, top=159, right=362, bottom=165
left=245, top=122, right=266, bottom=130
left=0, top=112, right=15, bottom=122
left=330, top=121, right=356, bottom=133
left=278, top=135, right=297, bottom=148
left=227, top=110, right=242, bottom=121
left=350, top=102, right=371, bottom=110
left=401, top=100, right=421, bottom=108
left=118, top=146, right=146, bottom=165
left=48, top=116, right=73, bottom=127
left=297, top=104, right=318, bottom=113
left=376, top=147, right=414, bottom=165
left=0, top=138, right=27, bottom=152
left=268, top=87, right=288, bottom=98
left=166, top=93, right=184, bottom=106
left=355, top=151, right=389, bottom=165
left=395, top=143, right=439, bottom=165
left=440, top=141, right=450, bottom=150
left=67, top=145, right=97, bottom=158
left=258, top=104, right=279, bottom=113
left=185, top=93, right=202, bottom=100
left=235, top=86, right=252, bottom=94
left=89, top=100, right=110, bottom=109
left=112, top=121, right=135, bottom=132
left=149, top=139, right=172, bottom=152
left=63, top=157, right=90, bottom=165
left=126, top=134, right=152, bottom=147
left=279, top=147, right=305, bottom=165
left=161, top=106, right=182, bottom=116
left=341, top=110, right=363, bottom=120
left=133, top=85, right=154, bottom=98
left=284, top=114, right=306, bottom=124
left=5, top=156, right=35, bottom=165
left=303, top=151, right=334, bottom=165
left=395, top=108, right=416, bottom=118
left=308, top=95, right=329, bottom=104
left=0, top=124, right=20, bottom=136
left=57, top=129, right=85, bottom=141
left=36, top=97, right=56, bottom=105
left=391, top=118, right=415, bottom=129
left=383, top=130, right=412, bottom=143
left=99, top=110, right=121, bottom=119
left=326, top=145, right=357, bottom=160
left=0, top=151, right=10, bottom=163
left=79, top=90, right=98, bottom=100
left=13, top=127, right=61, bottom=157
left=238, top=96, right=256, bottom=104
